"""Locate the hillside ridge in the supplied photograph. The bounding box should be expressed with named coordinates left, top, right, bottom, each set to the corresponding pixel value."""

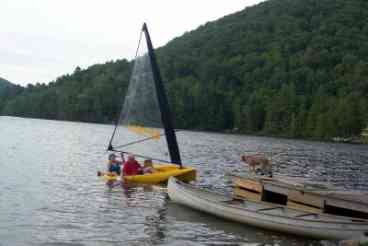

left=1, top=0, right=367, bottom=140
left=0, top=77, right=13, bottom=87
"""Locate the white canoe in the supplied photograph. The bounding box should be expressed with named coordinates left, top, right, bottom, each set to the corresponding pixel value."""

left=167, top=177, right=368, bottom=240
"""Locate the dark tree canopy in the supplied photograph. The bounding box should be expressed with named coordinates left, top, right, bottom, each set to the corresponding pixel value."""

left=1, top=0, right=368, bottom=140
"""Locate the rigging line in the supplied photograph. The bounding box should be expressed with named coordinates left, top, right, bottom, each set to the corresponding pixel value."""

left=109, top=149, right=178, bottom=165
left=112, top=148, right=207, bottom=167
left=106, top=29, right=144, bottom=151
left=111, top=148, right=221, bottom=168
left=134, top=29, right=144, bottom=59
left=112, top=130, right=181, bottom=150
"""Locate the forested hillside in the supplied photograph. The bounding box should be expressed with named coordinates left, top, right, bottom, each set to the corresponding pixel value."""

left=0, top=78, right=23, bottom=113
left=1, top=0, right=368, bottom=140
left=0, top=77, right=12, bottom=87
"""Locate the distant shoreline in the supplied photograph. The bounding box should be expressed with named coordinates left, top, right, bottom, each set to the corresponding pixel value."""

left=2, top=115, right=366, bottom=146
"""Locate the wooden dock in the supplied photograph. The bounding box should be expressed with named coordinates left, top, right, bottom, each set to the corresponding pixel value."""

left=233, top=174, right=368, bottom=219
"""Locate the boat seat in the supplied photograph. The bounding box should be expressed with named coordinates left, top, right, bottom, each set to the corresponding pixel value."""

left=256, top=206, right=284, bottom=212
left=295, top=213, right=318, bottom=218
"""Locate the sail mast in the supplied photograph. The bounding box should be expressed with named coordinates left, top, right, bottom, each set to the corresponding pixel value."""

left=142, top=23, right=182, bottom=167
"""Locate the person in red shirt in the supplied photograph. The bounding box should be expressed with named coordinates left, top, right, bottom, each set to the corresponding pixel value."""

left=122, top=154, right=142, bottom=176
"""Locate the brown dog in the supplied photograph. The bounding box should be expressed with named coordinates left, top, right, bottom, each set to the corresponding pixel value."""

left=241, top=154, right=272, bottom=175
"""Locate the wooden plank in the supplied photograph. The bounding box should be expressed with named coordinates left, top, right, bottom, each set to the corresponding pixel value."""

left=287, top=200, right=321, bottom=213
left=263, top=182, right=290, bottom=196
left=324, top=192, right=368, bottom=205
left=306, top=191, right=368, bottom=213
left=233, top=174, right=368, bottom=215
left=324, top=196, right=368, bottom=214
left=288, top=190, right=324, bottom=208
left=233, top=187, right=262, bottom=202
left=233, top=177, right=263, bottom=193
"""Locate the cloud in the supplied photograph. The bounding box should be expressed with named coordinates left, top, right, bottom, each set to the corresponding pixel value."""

left=0, top=0, right=264, bottom=85
left=0, top=31, right=129, bottom=84
left=14, top=48, right=33, bottom=57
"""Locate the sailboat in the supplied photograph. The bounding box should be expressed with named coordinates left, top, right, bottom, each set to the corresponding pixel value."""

left=104, top=23, right=196, bottom=184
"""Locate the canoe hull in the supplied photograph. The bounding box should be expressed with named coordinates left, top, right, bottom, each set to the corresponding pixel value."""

left=168, top=177, right=368, bottom=240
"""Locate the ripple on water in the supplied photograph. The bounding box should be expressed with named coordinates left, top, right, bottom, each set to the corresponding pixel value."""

left=1, top=117, right=367, bottom=246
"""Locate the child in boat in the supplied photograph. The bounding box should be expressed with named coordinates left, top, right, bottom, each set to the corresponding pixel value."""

left=97, top=153, right=124, bottom=177
left=108, top=153, right=124, bottom=176
left=143, top=159, right=156, bottom=174
left=122, top=154, right=143, bottom=176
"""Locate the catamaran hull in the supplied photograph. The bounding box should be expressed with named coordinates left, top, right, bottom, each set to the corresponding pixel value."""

left=103, top=164, right=196, bottom=184
left=168, top=177, right=368, bottom=240
left=125, top=164, right=196, bottom=184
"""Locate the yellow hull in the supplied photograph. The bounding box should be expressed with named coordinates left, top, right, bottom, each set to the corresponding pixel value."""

left=103, top=164, right=196, bottom=184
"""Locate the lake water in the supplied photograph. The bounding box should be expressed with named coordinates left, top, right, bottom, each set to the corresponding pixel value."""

left=1, top=116, right=367, bottom=246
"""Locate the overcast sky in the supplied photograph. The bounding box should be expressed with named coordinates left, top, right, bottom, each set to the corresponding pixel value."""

left=1, top=0, right=263, bottom=85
